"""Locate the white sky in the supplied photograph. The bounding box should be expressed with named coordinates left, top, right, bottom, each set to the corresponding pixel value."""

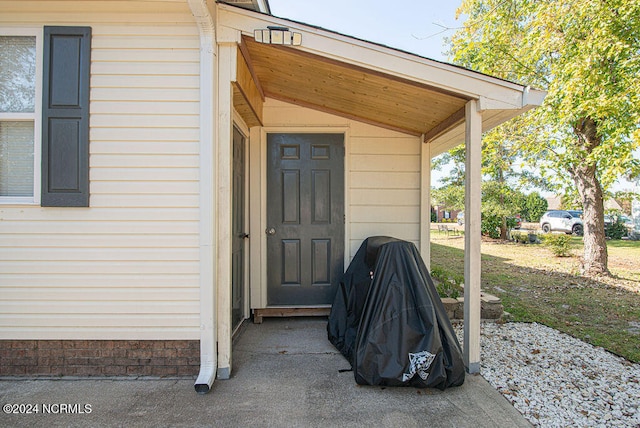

left=268, top=0, right=463, bottom=62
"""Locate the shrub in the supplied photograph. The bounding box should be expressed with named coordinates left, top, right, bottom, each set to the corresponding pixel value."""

left=481, top=214, right=502, bottom=239
left=511, top=231, right=529, bottom=244
left=523, top=192, right=548, bottom=223
left=541, top=234, right=572, bottom=257
left=430, top=265, right=462, bottom=299
left=511, top=231, right=539, bottom=244
left=605, top=220, right=628, bottom=240
left=506, top=216, right=519, bottom=229
left=430, top=265, right=445, bottom=281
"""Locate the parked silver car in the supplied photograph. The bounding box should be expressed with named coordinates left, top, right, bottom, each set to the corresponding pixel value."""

left=539, top=210, right=583, bottom=235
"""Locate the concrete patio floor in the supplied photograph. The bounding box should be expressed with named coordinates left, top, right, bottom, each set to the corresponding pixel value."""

left=0, top=317, right=531, bottom=427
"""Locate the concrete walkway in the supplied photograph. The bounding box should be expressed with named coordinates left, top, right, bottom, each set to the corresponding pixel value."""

left=0, top=318, right=531, bottom=427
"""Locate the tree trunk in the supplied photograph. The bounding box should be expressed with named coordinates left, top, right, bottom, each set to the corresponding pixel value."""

left=500, top=217, right=508, bottom=240
left=571, top=118, right=609, bottom=276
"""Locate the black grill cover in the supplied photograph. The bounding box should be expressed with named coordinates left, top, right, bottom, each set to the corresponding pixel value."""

left=327, top=237, right=465, bottom=389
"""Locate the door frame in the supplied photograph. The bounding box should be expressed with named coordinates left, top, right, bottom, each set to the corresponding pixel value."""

left=249, top=126, right=351, bottom=310
left=231, top=123, right=249, bottom=332
left=232, top=114, right=251, bottom=332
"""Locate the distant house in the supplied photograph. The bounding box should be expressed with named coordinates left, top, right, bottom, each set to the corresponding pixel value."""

left=547, top=194, right=627, bottom=214
left=0, top=0, right=545, bottom=392
left=604, top=198, right=623, bottom=212
left=546, top=195, right=562, bottom=210
left=432, top=205, right=462, bottom=223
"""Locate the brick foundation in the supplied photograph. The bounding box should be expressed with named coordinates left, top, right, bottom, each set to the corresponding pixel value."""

left=0, top=340, right=199, bottom=377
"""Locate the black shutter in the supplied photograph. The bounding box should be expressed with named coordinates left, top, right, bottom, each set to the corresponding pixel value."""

left=41, top=26, right=91, bottom=207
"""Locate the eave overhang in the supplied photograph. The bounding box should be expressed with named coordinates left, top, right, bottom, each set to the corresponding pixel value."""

left=219, top=4, right=546, bottom=154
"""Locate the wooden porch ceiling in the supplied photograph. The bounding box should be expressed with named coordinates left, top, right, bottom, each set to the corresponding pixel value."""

left=240, top=36, right=470, bottom=137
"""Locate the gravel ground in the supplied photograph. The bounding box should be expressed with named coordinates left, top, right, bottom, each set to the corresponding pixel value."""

left=455, top=322, right=640, bottom=427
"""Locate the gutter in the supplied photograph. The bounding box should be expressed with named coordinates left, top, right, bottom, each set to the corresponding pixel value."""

left=188, top=0, right=218, bottom=394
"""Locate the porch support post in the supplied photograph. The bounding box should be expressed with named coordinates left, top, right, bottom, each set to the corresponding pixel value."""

left=463, top=99, right=482, bottom=374
left=420, top=136, right=431, bottom=267
left=216, top=42, right=236, bottom=380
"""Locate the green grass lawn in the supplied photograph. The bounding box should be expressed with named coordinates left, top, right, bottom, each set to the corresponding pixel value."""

left=430, top=232, right=640, bottom=363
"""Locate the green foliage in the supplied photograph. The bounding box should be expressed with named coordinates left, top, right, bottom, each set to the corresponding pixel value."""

left=511, top=230, right=539, bottom=244
left=481, top=181, right=525, bottom=238
left=481, top=214, right=502, bottom=239
left=431, top=184, right=465, bottom=212
left=430, top=265, right=445, bottom=280
left=433, top=182, right=545, bottom=239
left=432, top=146, right=466, bottom=187
left=522, top=192, right=548, bottom=222
left=510, top=231, right=528, bottom=244
left=605, top=218, right=629, bottom=240
left=449, top=0, right=640, bottom=273
left=481, top=181, right=520, bottom=219
left=541, top=234, right=573, bottom=257
left=452, top=1, right=640, bottom=167
left=430, top=265, right=462, bottom=299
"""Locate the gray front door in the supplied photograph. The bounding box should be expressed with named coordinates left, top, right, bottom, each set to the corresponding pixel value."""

left=266, top=133, right=345, bottom=306
left=232, top=126, right=246, bottom=329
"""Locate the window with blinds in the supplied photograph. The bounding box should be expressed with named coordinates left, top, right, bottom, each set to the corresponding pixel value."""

left=0, top=36, right=36, bottom=198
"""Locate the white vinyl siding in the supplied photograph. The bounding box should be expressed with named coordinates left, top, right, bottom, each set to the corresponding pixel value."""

left=0, top=1, right=200, bottom=340
left=349, top=134, right=421, bottom=256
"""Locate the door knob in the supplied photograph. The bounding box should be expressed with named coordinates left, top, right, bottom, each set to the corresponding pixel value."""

left=266, top=227, right=276, bottom=236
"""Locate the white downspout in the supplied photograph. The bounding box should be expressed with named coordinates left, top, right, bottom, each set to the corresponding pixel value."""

left=188, top=0, right=218, bottom=394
